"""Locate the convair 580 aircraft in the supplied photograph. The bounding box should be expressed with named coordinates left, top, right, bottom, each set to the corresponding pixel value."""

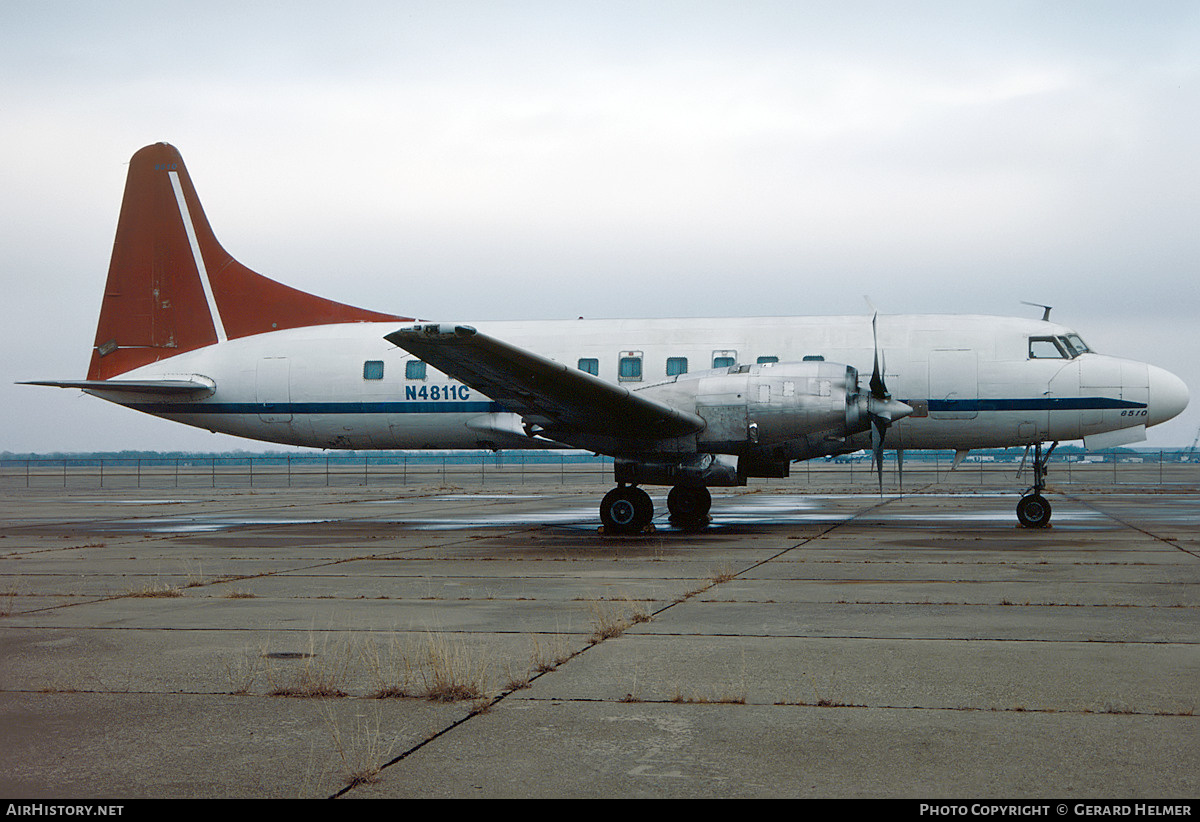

left=25, top=143, right=1189, bottom=532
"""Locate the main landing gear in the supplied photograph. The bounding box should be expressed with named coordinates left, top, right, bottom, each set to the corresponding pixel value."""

left=666, top=485, right=711, bottom=527
left=599, top=484, right=713, bottom=533
left=599, top=485, right=654, bottom=533
left=1017, top=441, right=1058, bottom=528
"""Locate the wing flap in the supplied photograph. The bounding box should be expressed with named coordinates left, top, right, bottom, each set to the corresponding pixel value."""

left=385, top=324, right=704, bottom=442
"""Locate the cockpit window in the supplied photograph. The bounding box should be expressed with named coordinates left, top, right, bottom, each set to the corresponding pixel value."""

left=1030, top=335, right=1092, bottom=359
left=1064, top=334, right=1091, bottom=355
left=1029, top=337, right=1068, bottom=359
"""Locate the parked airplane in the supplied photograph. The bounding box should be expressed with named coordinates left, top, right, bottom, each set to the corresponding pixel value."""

left=24, top=144, right=1189, bottom=532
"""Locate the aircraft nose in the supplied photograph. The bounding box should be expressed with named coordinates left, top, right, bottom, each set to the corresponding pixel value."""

left=1147, top=365, right=1189, bottom=427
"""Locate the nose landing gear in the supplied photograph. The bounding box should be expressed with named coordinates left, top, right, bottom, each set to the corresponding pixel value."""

left=1017, top=441, right=1057, bottom=528
left=1016, top=492, right=1051, bottom=528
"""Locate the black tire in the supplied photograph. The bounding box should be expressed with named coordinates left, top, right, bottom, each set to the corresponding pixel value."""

left=1016, top=494, right=1052, bottom=528
left=667, top=485, right=712, bottom=525
left=600, top=487, right=654, bottom=533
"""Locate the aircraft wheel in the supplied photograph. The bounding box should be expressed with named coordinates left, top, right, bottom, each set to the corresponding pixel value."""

left=600, top=486, right=654, bottom=533
left=1016, top=494, right=1052, bottom=528
left=667, top=485, right=711, bottom=525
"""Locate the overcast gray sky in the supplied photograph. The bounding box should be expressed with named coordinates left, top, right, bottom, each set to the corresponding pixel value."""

left=2, top=0, right=1197, bottom=452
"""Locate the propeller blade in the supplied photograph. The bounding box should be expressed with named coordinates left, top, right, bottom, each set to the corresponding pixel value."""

left=869, top=313, right=887, bottom=399
left=864, top=311, right=913, bottom=496
left=871, top=416, right=886, bottom=494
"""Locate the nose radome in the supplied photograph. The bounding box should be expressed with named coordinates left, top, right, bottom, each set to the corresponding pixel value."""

left=1147, top=365, right=1189, bottom=426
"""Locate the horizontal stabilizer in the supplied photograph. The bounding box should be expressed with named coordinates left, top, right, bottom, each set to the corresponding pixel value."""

left=20, top=378, right=214, bottom=395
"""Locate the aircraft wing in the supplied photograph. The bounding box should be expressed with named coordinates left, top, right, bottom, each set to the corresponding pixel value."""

left=384, top=324, right=705, bottom=443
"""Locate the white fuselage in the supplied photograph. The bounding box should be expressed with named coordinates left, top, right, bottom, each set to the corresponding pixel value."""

left=90, top=313, right=1178, bottom=454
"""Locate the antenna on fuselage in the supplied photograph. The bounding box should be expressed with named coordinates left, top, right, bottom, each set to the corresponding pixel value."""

left=1020, top=301, right=1053, bottom=321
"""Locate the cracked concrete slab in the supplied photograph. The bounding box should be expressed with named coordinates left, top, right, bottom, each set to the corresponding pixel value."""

left=0, top=476, right=1196, bottom=798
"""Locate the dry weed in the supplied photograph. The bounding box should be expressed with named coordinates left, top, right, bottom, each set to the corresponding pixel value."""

left=416, top=631, right=489, bottom=703
left=324, top=703, right=396, bottom=790
left=124, top=580, right=183, bottom=598
left=266, top=634, right=352, bottom=698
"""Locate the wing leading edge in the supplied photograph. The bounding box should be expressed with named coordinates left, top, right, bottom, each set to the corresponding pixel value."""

left=384, top=324, right=705, bottom=447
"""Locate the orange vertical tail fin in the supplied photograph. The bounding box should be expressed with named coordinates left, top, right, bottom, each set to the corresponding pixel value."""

left=88, top=143, right=408, bottom=380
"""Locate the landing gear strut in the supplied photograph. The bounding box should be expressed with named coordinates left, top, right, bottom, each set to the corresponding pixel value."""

left=1017, top=441, right=1057, bottom=528
left=599, top=485, right=654, bottom=534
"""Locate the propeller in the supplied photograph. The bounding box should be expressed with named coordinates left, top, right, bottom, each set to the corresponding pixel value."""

left=866, top=312, right=913, bottom=495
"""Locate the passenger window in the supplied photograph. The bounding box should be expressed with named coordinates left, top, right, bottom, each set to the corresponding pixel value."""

left=363, top=360, right=385, bottom=380
left=705, top=348, right=734, bottom=367
left=1029, top=337, right=1067, bottom=359
left=666, top=357, right=688, bottom=376
left=578, top=358, right=599, bottom=375
left=803, top=355, right=825, bottom=362
left=756, top=356, right=779, bottom=364
left=405, top=360, right=427, bottom=379
left=619, top=352, right=643, bottom=382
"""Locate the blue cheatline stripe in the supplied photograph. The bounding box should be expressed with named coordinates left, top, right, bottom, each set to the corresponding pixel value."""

left=125, top=401, right=505, bottom=415
left=123, top=397, right=1145, bottom=415
left=923, top=398, right=1146, bottom=412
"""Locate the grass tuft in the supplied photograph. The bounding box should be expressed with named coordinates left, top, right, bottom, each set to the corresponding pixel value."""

left=587, top=596, right=651, bottom=643
left=125, top=580, right=183, bottom=598
left=265, top=634, right=351, bottom=699
left=416, top=631, right=489, bottom=703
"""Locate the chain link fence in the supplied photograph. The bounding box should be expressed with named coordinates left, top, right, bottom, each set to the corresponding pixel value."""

left=2, top=451, right=1197, bottom=491
left=0, top=453, right=613, bottom=490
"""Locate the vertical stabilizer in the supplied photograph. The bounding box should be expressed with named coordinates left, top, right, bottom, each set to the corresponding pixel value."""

left=88, top=143, right=408, bottom=379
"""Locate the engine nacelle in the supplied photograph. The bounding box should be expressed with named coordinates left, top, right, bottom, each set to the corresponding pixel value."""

left=638, top=360, right=866, bottom=460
